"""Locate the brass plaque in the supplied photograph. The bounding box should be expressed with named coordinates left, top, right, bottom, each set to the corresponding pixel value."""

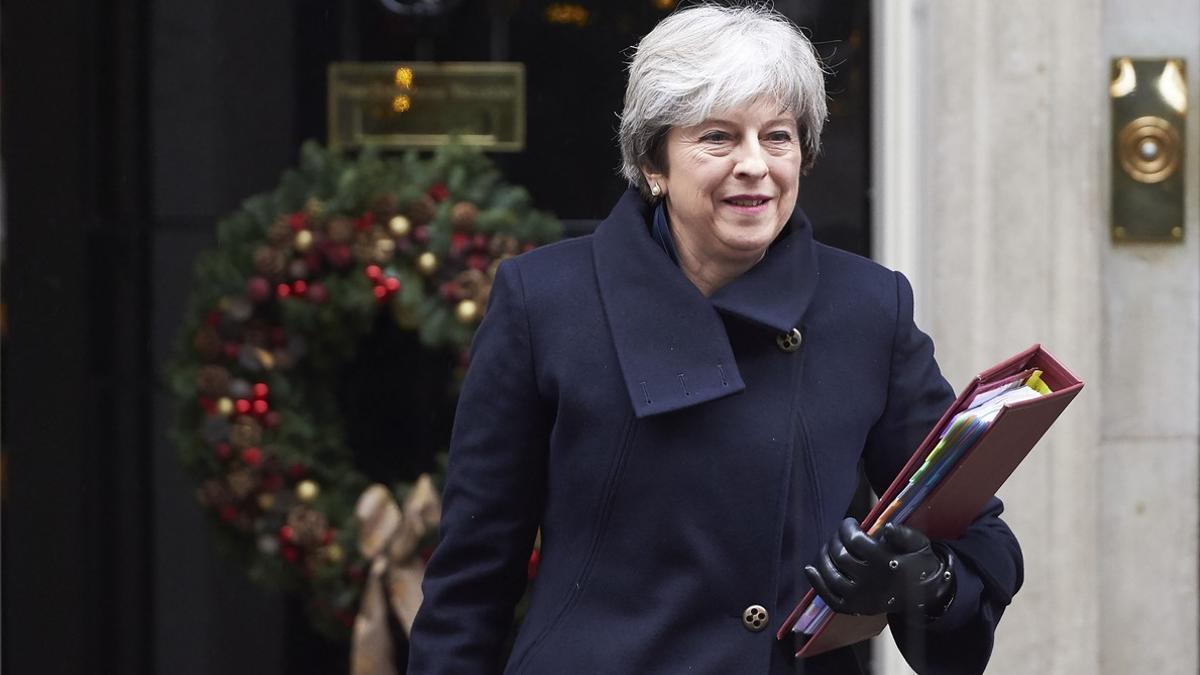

left=1110, top=58, right=1187, bottom=243
left=328, top=62, right=525, bottom=152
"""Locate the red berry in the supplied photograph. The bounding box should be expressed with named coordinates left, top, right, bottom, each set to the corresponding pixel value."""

left=282, top=546, right=300, bottom=564
left=276, top=283, right=291, bottom=298
left=472, top=233, right=490, bottom=250
left=292, top=280, right=308, bottom=296
left=222, top=343, right=240, bottom=360
left=321, top=529, right=335, bottom=546
left=372, top=286, right=388, bottom=301
left=253, top=382, right=269, bottom=398
left=527, top=549, right=541, bottom=579
left=355, top=213, right=375, bottom=231
left=383, top=277, right=400, bottom=293
left=468, top=254, right=488, bottom=271
left=279, top=525, right=295, bottom=542
left=235, top=399, right=252, bottom=415
left=246, top=277, right=271, bottom=303
left=365, top=264, right=382, bottom=281
left=252, top=399, right=269, bottom=416
left=328, top=244, right=352, bottom=268
left=288, top=212, right=306, bottom=231
left=451, top=232, right=469, bottom=254
left=427, top=183, right=449, bottom=202
left=261, top=472, right=283, bottom=492
left=241, top=446, right=263, bottom=466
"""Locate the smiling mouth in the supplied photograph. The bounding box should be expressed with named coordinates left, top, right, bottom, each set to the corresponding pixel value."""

left=725, top=198, right=770, bottom=207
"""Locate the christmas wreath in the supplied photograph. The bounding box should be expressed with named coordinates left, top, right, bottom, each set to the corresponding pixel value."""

left=166, top=142, right=559, bottom=646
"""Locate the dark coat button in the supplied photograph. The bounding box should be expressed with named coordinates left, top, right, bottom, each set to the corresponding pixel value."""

left=742, top=604, right=769, bottom=632
left=776, top=328, right=802, bottom=352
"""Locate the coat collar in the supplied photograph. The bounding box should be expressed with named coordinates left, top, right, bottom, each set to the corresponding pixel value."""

left=592, top=188, right=820, bottom=418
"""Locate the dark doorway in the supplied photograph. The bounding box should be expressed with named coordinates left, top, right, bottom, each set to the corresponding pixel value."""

left=2, top=2, right=872, bottom=674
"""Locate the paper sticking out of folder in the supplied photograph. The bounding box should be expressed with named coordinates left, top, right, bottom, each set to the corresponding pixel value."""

left=777, top=344, right=1084, bottom=658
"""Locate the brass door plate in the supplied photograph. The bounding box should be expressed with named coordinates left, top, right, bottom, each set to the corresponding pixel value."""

left=328, top=62, right=525, bottom=152
left=1110, top=58, right=1187, bottom=243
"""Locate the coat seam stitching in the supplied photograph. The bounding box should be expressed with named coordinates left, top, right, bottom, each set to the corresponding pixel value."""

left=508, top=413, right=639, bottom=672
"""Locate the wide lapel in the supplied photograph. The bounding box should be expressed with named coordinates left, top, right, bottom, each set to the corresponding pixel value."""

left=592, top=189, right=821, bottom=418
left=593, top=189, right=745, bottom=418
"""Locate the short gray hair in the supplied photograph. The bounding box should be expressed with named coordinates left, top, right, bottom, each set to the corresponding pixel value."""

left=618, top=3, right=828, bottom=199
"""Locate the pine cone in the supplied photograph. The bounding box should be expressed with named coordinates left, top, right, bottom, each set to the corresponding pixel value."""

left=267, top=216, right=293, bottom=246
left=454, top=269, right=488, bottom=303
left=405, top=194, right=437, bottom=225
left=488, top=233, right=520, bottom=258
left=287, top=506, right=329, bottom=549
left=230, top=417, right=263, bottom=449
left=352, top=231, right=376, bottom=263
left=226, top=468, right=259, bottom=501
left=197, top=479, right=231, bottom=507
left=253, top=246, right=287, bottom=278
left=326, top=216, right=356, bottom=245
left=196, top=365, right=231, bottom=397
left=450, top=201, right=479, bottom=230
left=193, top=326, right=222, bottom=360
left=371, top=192, right=399, bottom=214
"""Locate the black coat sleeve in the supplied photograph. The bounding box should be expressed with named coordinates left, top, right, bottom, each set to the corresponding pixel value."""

left=408, top=261, right=550, bottom=674
left=861, top=271, right=1024, bottom=675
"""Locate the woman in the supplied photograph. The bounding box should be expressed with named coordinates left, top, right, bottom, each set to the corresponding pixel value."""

left=409, top=5, right=1021, bottom=674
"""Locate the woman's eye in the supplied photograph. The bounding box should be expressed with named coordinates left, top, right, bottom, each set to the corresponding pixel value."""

left=766, top=131, right=794, bottom=142
left=700, top=132, right=730, bottom=142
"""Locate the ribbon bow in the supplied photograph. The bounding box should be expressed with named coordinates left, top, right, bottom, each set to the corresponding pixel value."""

left=350, top=475, right=441, bottom=675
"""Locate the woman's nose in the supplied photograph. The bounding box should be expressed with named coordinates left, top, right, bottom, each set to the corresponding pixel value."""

left=733, top=140, right=769, bottom=179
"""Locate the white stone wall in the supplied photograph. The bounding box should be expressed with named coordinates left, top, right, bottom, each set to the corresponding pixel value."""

left=871, top=0, right=1198, bottom=673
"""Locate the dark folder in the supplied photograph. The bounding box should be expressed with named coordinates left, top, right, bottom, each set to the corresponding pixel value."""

left=776, top=344, right=1084, bottom=657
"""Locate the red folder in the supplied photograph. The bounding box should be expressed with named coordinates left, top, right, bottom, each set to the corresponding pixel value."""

left=776, top=344, right=1084, bottom=657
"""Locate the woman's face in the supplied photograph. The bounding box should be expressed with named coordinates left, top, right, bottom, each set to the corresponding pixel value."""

left=651, top=98, right=802, bottom=264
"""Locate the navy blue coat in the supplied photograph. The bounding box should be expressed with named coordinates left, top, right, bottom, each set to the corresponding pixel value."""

left=409, top=189, right=1023, bottom=674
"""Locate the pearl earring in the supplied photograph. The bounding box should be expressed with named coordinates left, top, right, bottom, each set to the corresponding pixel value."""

left=650, top=182, right=661, bottom=197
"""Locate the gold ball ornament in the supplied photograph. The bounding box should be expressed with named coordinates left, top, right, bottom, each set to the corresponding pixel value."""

left=217, top=397, right=235, bottom=416
left=455, top=299, right=479, bottom=324
left=372, top=237, right=396, bottom=263
left=323, top=543, right=344, bottom=565
left=417, top=252, right=439, bottom=276
left=294, top=229, right=314, bottom=253
left=296, top=480, right=320, bottom=503
left=388, top=215, right=411, bottom=237
left=257, top=493, right=276, bottom=511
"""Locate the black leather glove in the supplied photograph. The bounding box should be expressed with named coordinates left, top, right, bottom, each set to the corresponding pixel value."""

left=804, top=518, right=955, bottom=617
